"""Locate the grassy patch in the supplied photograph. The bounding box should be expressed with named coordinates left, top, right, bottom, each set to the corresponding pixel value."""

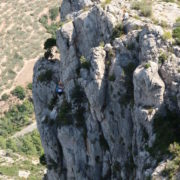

left=163, top=31, right=172, bottom=40
left=101, top=0, right=112, bottom=8
left=0, top=165, right=18, bottom=176
left=131, top=0, right=152, bottom=17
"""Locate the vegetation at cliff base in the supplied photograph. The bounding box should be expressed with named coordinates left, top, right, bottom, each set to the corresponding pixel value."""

left=0, top=99, right=33, bottom=137
left=11, top=86, right=26, bottom=100
left=49, top=7, right=59, bottom=21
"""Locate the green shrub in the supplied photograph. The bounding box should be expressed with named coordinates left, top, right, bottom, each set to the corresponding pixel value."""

left=163, top=31, right=172, bottom=40
left=1, top=93, right=9, bottom=101
left=11, top=86, right=25, bottom=100
left=27, top=83, right=32, bottom=90
left=80, top=56, right=91, bottom=70
left=39, top=15, right=48, bottom=26
left=131, top=0, right=152, bottom=17
left=57, top=100, right=72, bottom=125
left=144, top=63, right=151, bottom=69
left=44, top=37, right=56, bottom=50
left=108, top=74, right=116, bottom=81
left=38, top=70, right=53, bottom=82
left=49, top=7, right=59, bottom=21
left=161, top=142, right=180, bottom=179
left=111, top=24, right=124, bottom=40
left=6, top=139, right=18, bottom=152
left=158, top=52, right=168, bottom=64
left=44, top=49, right=53, bottom=59
left=173, top=26, right=180, bottom=45
left=71, top=84, right=86, bottom=104
left=48, top=95, right=57, bottom=110
left=40, top=154, right=47, bottom=165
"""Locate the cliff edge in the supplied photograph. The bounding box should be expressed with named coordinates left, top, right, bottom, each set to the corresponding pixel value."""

left=33, top=0, right=180, bottom=179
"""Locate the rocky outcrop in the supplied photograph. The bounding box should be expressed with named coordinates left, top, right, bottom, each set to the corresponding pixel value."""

left=33, top=0, right=180, bottom=179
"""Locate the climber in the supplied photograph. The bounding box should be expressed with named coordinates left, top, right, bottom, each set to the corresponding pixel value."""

left=56, top=81, right=64, bottom=96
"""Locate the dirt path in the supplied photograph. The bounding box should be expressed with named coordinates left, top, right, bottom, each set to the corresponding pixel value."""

left=11, top=122, right=37, bottom=138
left=0, top=58, right=37, bottom=96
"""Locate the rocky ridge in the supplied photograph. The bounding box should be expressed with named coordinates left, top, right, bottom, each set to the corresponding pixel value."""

left=33, top=0, right=180, bottom=179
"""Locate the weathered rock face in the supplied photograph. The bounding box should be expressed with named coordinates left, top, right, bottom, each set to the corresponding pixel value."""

left=33, top=0, right=180, bottom=179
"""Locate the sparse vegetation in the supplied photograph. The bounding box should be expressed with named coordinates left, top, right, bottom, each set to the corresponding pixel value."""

left=49, top=7, right=59, bottom=21
left=158, top=52, right=168, bottom=64
left=147, top=109, right=180, bottom=162
left=57, top=100, right=72, bottom=125
left=1, top=93, right=9, bottom=101
left=109, top=74, right=116, bottom=81
left=131, top=0, right=152, bottom=17
left=119, top=63, right=137, bottom=106
left=11, top=86, right=26, bottom=100
left=80, top=56, right=91, bottom=70
left=71, top=84, right=87, bottom=127
left=101, top=0, right=112, bottom=8
left=111, top=24, right=124, bottom=40
left=173, top=20, right=180, bottom=45
left=99, top=41, right=105, bottom=47
left=38, top=70, right=53, bottom=82
left=27, top=83, right=33, bottom=90
left=163, top=31, right=172, bottom=40
left=144, top=63, right=151, bottom=69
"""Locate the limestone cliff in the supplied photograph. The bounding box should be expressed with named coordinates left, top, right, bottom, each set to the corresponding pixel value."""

left=33, top=0, right=180, bottom=179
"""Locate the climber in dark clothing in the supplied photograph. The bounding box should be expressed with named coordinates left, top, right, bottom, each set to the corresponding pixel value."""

left=56, top=81, right=64, bottom=96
